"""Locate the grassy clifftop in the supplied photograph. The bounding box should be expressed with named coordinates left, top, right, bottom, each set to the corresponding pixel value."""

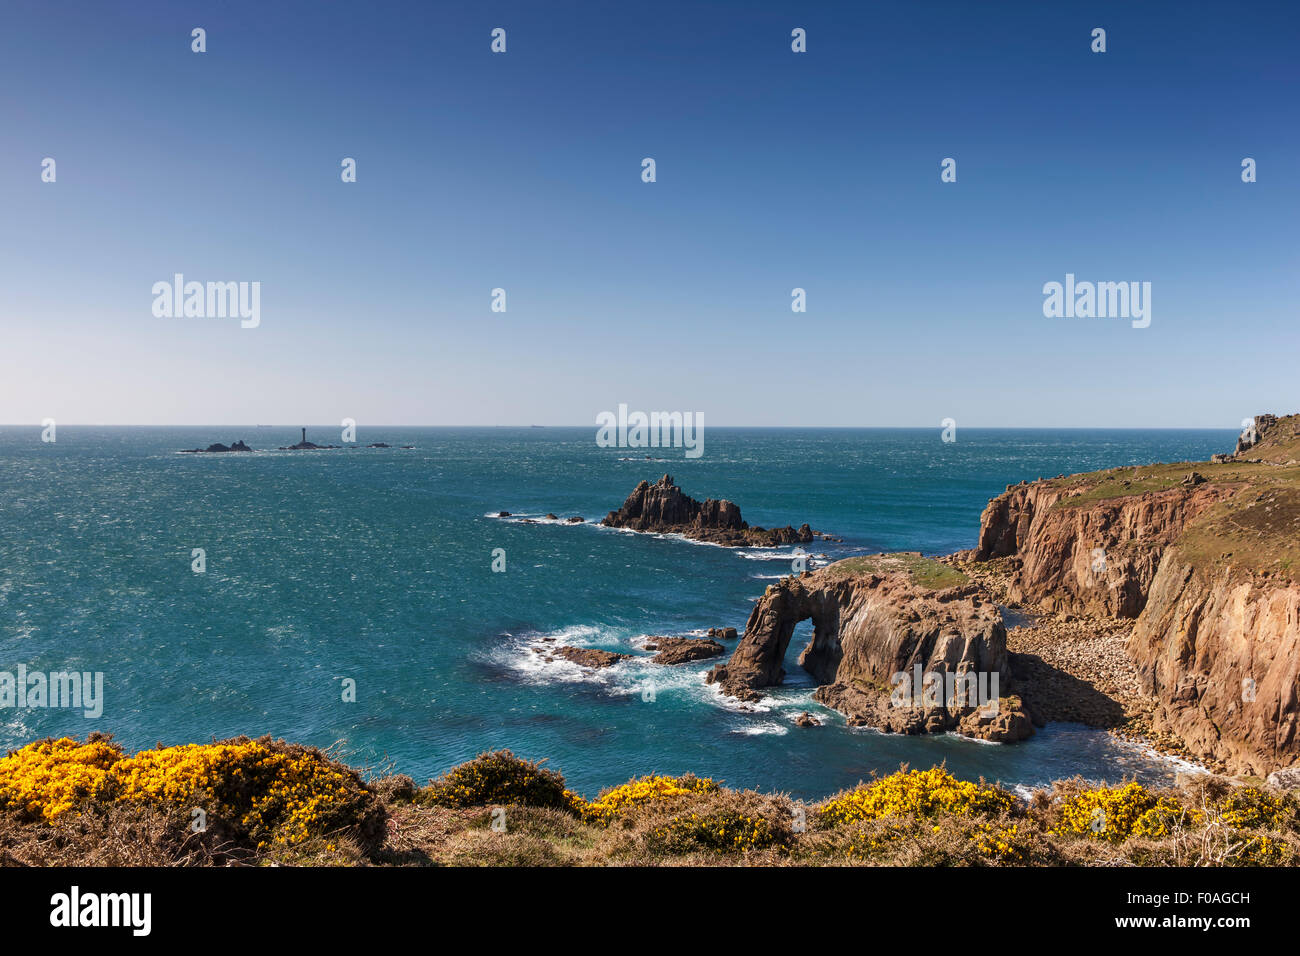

left=821, top=553, right=969, bottom=590
left=1021, top=414, right=1300, bottom=584
left=3, top=737, right=1297, bottom=867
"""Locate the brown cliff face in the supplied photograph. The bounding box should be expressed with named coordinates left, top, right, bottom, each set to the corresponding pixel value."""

left=969, top=416, right=1300, bottom=772
left=974, top=479, right=1233, bottom=618
left=601, top=475, right=815, bottom=546
left=705, top=560, right=1032, bottom=742
left=1129, top=554, right=1300, bottom=775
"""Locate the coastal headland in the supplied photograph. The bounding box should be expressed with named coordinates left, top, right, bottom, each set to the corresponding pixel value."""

left=560, top=417, right=1300, bottom=775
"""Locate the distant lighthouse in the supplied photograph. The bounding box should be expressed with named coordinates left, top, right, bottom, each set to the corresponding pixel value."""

left=301, top=427, right=306, bottom=444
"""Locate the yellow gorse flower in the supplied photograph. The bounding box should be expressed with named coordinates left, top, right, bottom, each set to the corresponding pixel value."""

left=0, top=736, right=365, bottom=849
left=1052, top=781, right=1196, bottom=843
left=579, top=774, right=718, bottom=825
left=817, top=768, right=1015, bottom=826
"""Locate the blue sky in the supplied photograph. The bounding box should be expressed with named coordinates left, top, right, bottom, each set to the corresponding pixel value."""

left=1, top=0, right=1296, bottom=427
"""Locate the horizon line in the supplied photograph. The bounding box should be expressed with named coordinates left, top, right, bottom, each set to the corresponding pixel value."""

left=0, top=422, right=1250, bottom=431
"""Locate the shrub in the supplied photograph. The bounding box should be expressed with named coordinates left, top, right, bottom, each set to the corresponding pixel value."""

left=969, top=821, right=1031, bottom=863
left=0, top=734, right=385, bottom=855
left=420, top=751, right=583, bottom=815
left=1220, top=787, right=1289, bottom=830
left=1052, top=782, right=1193, bottom=843
left=648, top=809, right=777, bottom=854
left=817, top=767, right=1017, bottom=827
left=0, top=735, right=120, bottom=823
left=580, top=774, right=718, bottom=825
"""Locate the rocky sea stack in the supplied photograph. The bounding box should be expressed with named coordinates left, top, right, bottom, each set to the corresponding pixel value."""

left=707, top=553, right=1033, bottom=742
left=601, top=474, right=817, bottom=547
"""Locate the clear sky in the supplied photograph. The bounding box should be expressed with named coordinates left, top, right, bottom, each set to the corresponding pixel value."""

left=1, top=0, right=1296, bottom=427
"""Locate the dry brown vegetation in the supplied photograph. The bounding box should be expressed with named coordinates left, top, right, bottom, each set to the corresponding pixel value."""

left=3, top=744, right=1297, bottom=867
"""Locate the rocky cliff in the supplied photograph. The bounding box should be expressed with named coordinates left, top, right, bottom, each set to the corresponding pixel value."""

left=1130, top=552, right=1300, bottom=775
left=973, top=477, right=1235, bottom=618
left=970, top=412, right=1300, bottom=774
left=602, top=474, right=816, bottom=546
left=706, top=555, right=1033, bottom=742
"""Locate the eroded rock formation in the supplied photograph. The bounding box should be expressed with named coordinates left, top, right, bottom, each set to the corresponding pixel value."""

left=705, top=564, right=1032, bottom=742
left=602, top=475, right=816, bottom=546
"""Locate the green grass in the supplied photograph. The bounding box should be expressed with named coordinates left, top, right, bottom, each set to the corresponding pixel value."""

left=1044, top=461, right=1275, bottom=509
left=1174, top=486, right=1300, bottom=583
left=1026, top=441, right=1300, bottom=584
left=822, top=553, right=969, bottom=590
left=1240, top=414, right=1300, bottom=465
left=1043, top=414, right=1300, bottom=511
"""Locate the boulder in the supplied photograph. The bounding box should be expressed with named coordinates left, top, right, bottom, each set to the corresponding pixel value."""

left=1267, top=768, right=1300, bottom=790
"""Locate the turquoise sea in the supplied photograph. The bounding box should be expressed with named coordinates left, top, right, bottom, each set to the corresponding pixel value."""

left=0, top=426, right=1235, bottom=799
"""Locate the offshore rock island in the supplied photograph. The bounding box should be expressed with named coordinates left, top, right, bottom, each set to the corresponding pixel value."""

left=601, top=474, right=822, bottom=546
left=181, top=428, right=412, bottom=453
left=279, top=427, right=339, bottom=450
left=180, top=439, right=253, bottom=454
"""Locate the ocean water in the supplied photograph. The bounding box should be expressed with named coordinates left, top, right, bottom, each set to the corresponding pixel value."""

left=0, top=425, right=1234, bottom=799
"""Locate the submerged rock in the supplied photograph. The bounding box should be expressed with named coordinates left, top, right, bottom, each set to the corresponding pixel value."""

left=550, top=646, right=630, bottom=668
left=181, top=439, right=253, bottom=453
left=644, top=637, right=725, bottom=665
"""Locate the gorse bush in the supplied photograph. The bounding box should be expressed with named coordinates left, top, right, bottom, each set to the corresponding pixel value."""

left=1052, top=782, right=1192, bottom=843
left=3, top=738, right=1298, bottom=867
left=0, top=736, right=120, bottom=822
left=1220, top=787, right=1289, bottom=830
left=969, top=821, right=1029, bottom=863
left=648, top=809, right=777, bottom=853
left=580, top=774, right=719, bottom=825
left=817, top=767, right=1017, bottom=826
left=420, top=750, right=585, bottom=815
left=0, top=734, right=384, bottom=855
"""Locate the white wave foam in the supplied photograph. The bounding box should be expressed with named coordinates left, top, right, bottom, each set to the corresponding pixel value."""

left=484, top=512, right=589, bottom=526
left=732, top=721, right=789, bottom=736
left=1116, top=735, right=1210, bottom=776
left=598, top=525, right=729, bottom=549
left=941, top=731, right=1003, bottom=746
